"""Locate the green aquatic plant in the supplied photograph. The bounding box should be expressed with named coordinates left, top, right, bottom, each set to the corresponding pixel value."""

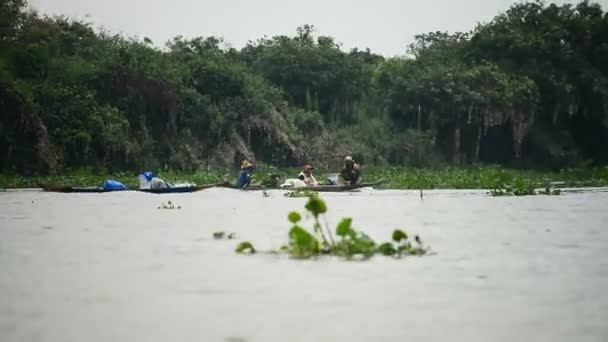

left=305, top=196, right=327, bottom=217
left=236, top=196, right=428, bottom=260
left=261, top=173, right=282, bottom=187
left=512, top=178, right=536, bottom=196
left=490, top=178, right=536, bottom=196
left=376, top=230, right=426, bottom=257
left=158, top=200, right=181, bottom=209
left=235, top=241, right=256, bottom=254
left=333, top=218, right=377, bottom=259
left=305, top=196, right=331, bottom=250
left=490, top=179, right=563, bottom=197
left=377, top=242, right=397, bottom=256
left=289, top=225, right=321, bottom=258
left=538, top=187, right=562, bottom=195
left=284, top=189, right=319, bottom=198
left=213, top=232, right=237, bottom=239
left=287, top=210, right=320, bottom=258
left=288, top=211, right=301, bottom=223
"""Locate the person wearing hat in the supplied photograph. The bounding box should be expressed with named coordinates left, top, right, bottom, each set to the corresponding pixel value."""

left=340, top=156, right=360, bottom=185
left=236, top=159, right=255, bottom=189
left=298, top=164, right=318, bottom=186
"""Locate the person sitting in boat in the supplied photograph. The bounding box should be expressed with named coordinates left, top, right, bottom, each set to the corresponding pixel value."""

left=150, top=177, right=169, bottom=189
left=298, top=164, right=318, bottom=186
left=138, top=171, right=170, bottom=190
left=340, top=156, right=360, bottom=185
left=236, top=159, right=255, bottom=189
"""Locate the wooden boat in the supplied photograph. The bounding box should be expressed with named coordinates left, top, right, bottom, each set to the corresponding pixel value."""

left=40, top=180, right=383, bottom=193
left=218, top=180, right=384, bottom=192
left=40, top=185, right=115, bottom=193
left=40, top=184, right=215, bottom=194
left=300, top=181, right=383, bottom=192
left=138, top=184, right=215, bottom=194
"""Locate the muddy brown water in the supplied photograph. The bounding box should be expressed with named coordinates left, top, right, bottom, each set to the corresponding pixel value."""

left=1, top=188, right=607, bottom=342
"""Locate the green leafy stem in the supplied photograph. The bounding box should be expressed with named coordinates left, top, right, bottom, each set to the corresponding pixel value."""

left=236, top=196, right=429, bottom=260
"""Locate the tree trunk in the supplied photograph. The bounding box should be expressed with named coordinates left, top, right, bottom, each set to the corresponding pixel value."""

left=417, top=104, right=421, bottom=131
left=474, top=123, right=482, bottom=163
left=453, top=126, right=461, bottom=165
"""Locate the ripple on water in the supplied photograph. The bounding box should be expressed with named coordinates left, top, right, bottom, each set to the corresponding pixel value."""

left=555, top=243, right=581, bottom=249
left=225, top=337, right=248, bottom=342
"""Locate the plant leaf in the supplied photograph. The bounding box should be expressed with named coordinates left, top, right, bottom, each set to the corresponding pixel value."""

left=305, top=196, right=327, bottom=217
left=235, top=241, right=256, bottom=254
left=288, top=211, right=301, bottom=223
left=336, top=218, right=353, bottom=237
left=289, top=225, right=319, bottom=258
left=392, top=229, right=408, bottom=242
left=377, top=242, right=396, bottom=256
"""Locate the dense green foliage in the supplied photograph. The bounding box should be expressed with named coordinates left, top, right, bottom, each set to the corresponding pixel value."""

left=1, top=1, right=607, bottom=175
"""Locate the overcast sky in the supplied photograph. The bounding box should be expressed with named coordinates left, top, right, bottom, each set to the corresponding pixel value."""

left=30, top=0, right=607, bottom=56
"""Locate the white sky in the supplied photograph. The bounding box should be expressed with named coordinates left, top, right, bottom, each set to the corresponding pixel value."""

left=30, top=0, right=607, bottom=56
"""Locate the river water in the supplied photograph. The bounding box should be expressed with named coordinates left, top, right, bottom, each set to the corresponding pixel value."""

left=1, top=188, right=607, bottom=342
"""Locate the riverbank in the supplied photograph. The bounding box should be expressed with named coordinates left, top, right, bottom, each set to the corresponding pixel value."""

left=2, top=166, right=607, bottom=190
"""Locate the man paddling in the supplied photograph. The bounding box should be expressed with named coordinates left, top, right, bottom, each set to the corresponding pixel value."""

left=138, top=171, right=171, bottom=189
left=236, top=159, right=255, bottom=189
left=340, top=156, right=360, bottom=185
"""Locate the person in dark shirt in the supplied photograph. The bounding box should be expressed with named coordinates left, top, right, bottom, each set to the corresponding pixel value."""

left=236, top=159, right=255, bottom=189
left=340, top=156, right=360, bottom=185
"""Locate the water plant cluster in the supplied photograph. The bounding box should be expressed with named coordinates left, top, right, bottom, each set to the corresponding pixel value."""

left=490, top=178, right=562, bottom=196
left=213, top=231, right=237, bottom=239
left=283, top=189, right=319, bottom=198
left=157, top=201, right=181, bottom=209
left=236, top=196, right=428, bottom=259
left=362, top=166, right=608, bottom=190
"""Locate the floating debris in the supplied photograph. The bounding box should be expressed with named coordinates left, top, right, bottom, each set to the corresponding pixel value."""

left=214, top=231, right=237, bottom=240
left=284, top=189, right=319, bottom=198
left=158, top=200, right=181, bottom=209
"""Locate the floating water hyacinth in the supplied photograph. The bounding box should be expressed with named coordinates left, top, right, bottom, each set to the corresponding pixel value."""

left=158, top=200, right=181, bottom=209
left=284, top=189, right=319, bottom=198
left=236, top=196, right=429, bottom=260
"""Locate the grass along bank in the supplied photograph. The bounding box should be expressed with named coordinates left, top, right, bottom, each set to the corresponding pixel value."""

left=1, top=166, right=607, bottom=190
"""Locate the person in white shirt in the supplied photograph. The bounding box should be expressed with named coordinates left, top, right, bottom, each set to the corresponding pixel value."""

left=298, top=164, right=318, bottom=186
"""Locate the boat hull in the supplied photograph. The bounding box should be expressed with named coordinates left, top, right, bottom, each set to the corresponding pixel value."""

left=40, top=184, right=214, bottom=194
left=40, top=180, right=383, bottom=193
left=218, top=181, right=383, bottom=192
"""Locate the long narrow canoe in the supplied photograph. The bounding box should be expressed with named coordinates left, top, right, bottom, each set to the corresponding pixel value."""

left=40, top=180, right=383, bottom=193
left=40, top=185, right=113, bottom=193
left=40, top=184, right=215, bottom=194
left=300, top=181, right=383, bottom=192
left=138, top=184, right=216, bottom=193
left=218, top=180, right=384, bottom=192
